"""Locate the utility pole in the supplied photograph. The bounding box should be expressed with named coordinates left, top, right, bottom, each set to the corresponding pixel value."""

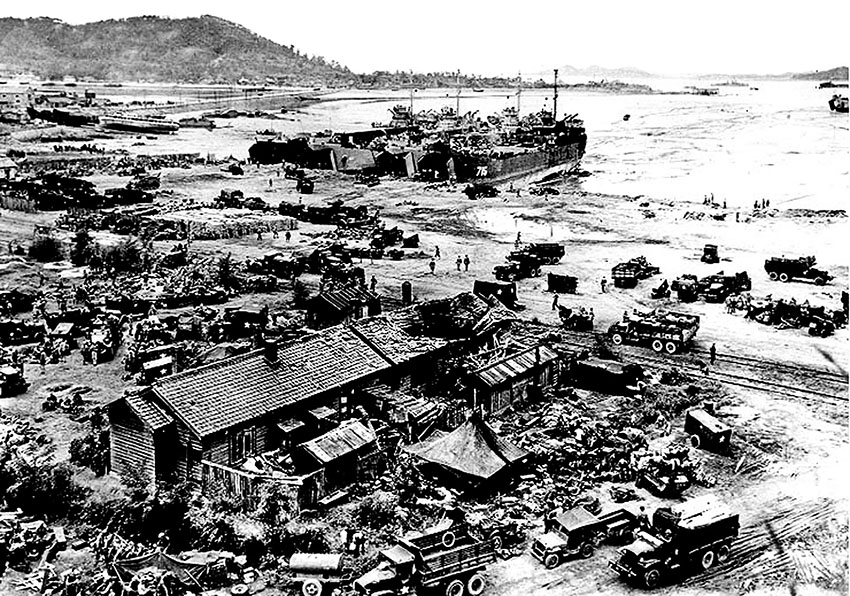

left=517, top=71, right=522, bottom=114
left=553, top=68, right=559, bottom=121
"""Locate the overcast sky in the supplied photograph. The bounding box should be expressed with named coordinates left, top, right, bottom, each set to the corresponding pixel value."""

left=4, top=0, right=848, bottom=76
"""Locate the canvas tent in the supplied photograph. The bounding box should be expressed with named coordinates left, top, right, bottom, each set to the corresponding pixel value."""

left=404, top=414, right=528, bottom=488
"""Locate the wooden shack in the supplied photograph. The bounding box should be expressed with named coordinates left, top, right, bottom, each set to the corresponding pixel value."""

left=468, top=345, right=564, bottom=414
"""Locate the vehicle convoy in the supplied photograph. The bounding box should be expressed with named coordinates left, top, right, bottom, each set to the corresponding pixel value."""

left=532, top=507, right=638, bottom=569
left=353, top=513, right=497, bottom=596
left=764, top=256, right=833, bottom=285
left=610, top=495, right=740, bottom=589
left=608, top=309, right=700, bottom=354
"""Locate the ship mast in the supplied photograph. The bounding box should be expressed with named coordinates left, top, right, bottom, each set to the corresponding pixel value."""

left=456, top=69, right=461, bottom=116
left=553, top=68, right=559, bottom=121
left=409, top=70, right=414, bottom=113
left=517, top=71, right=522, bottom=114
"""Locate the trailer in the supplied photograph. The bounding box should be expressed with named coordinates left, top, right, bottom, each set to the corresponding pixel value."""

left=547, top=273, right=578, bottom=294
left=289, top=553, right=350, bottom=596
left=610, top=495, right=739, bottom=589
left=531, top=507, right=639, bottom=569
left=607, top=310, right=700, bottom=354
left=764, top=256, right=832, bottom=285
left=685, top=409, right=732, bottom=453
left=473, top=280, right=521, bottom=310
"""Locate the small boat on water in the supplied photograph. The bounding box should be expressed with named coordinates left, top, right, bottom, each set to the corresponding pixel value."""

left=472, top=88, right=485, bottom=93
left=255, top=129, right=281, bottom=140
left=623, top=114, right=631, bottom=121
left=828, top=94, right=849, bottom=113
left=100, top=114, right=179, bottom=134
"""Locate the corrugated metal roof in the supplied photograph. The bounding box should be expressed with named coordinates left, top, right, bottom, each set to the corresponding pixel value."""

left=299, top=420, right=376, bottom=465
left=474, top=345, right=560, bottom=388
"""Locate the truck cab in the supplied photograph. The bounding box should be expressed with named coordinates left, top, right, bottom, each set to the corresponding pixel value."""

left=353, top=545, right=415, bottom=595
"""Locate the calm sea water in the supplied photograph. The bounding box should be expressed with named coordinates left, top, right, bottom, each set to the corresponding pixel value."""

left=110, top=78, right=850, bottom=210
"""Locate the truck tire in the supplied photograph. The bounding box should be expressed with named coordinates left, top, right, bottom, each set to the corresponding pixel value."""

left=768, top=271, right=778, bottom=281
left=779, top=272, right=790, bottom=282
left=690, top=434, right=702, bottom=449
left=445, top=579, right=465, bottom=596
left=644, top=568, right=662, bottom=589
left=651, top=339, right=664, bottom=352
left=717, top=545, right=730, bottom=562
left=664, top=341, right=678, bottom=354
left=442, top=531, right=456, bottom=549
left=532, top=268, right=541, bottom=277
left=611, top=333, right=624, bottom=346
left=700, top=549, right=716, bottom=570
left=467, top=574, right=486, bottom=596
left=544, top=553, right=560, bottom=569
left=815, top=276, right=826, bottom=286
left=579, top=542, right=595, bottom=559
left=301, top=579, right=322, bottom=596
left=489, top=532, right=503, bottom=550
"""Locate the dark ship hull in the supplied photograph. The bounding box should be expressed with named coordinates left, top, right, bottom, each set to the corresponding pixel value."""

left=451, top=141, right=585, bottom=184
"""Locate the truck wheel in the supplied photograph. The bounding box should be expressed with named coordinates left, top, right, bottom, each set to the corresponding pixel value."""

left=544, top=553, right=560, bottom=569
left=815, top=276, right=826, bottom=286
left=301, top=579, right=322, bottom=596
left=768, top=272, right=778, bottom=281
left=442, top=531, right=456, bottom=549
left=533, top=268, right=541, bottom=277
left=579, top=542, right=595, bottom=559
left=717, top=545, right=730, bottom=562
left=467, top=573, right=486, bottom=596
left=779, top=272, right=790, bottom=282
left=700, top=549, right=716, bottom=570
left=489, top=532, right=503, bottom=550
left=611, top=333, right=624, bottom=346
left=664, top=341, right=678, bottom=354
left=445, top=579, right=465, bottom=596
left=644, top=568, right=661, bottom=589
left=690, top=434, right=702, bottom=449
left=651, top=339, right=664, bottom=352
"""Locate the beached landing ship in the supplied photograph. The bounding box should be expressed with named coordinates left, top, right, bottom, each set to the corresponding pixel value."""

left=99, top=114, right=180, bottom=134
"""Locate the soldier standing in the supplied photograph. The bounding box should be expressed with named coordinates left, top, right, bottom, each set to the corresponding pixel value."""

left=428, top=259, right=436, bottom=275
left=456, top=256, right=462, bottom=271
left=710, top=343, right=717, bottom=365
left=463, top=255, right=470, bottom=271
left=552, top=294, right=559, bottom=311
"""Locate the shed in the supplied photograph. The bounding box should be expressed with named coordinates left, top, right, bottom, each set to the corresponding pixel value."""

left=470, top=345, right=562, bottom=414
left=307, top=286, right=381, bottom=328
left=295, top=420, right=381, bottom=493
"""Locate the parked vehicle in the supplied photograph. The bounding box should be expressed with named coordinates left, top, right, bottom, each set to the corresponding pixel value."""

left=612, top=257, right=661, bottom=289
left=572, top=358, right=645, bottom=394
left=608, top=310, right=700, bottom=354
left=671, top=275, right=699, bottom=302
left=764, top=256, right=832, bottom=285
left=610, top=495, right=740, bottom=589
left=685, top=409, right=732, bottom=453
left=494, top=254, right=543, bottom=281
left=532, top=507, right=638, bottom=568
left=289, top=553, right=350, bottom=596
left=697, top=272, right=751, bottom=302
left=557, top=305, right=593, bottom=331
left=635, top=467, right=692, bottom=498
left=512, top=243, right=565, bottom=265
left=0, top=366, right=29, bottom=397
left=473, top=280, right=521, bottom=310
left=701, top=244, right=719, bottom=264
left=353, top=517, right=497, bottom=596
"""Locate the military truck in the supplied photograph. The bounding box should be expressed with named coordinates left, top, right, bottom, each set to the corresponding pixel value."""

left=511, top=243, right=565, bottom=265
left=0, top=366, right=29, bottom=397
left=612, top=257, right=661, bottom=289
left=607, top=310, right=700, bottom=354
left=764, top=256, right=833, bottom=285
left=494, top=254, right=543, bottom=281
left=700, top=244, right=719, bottom=264
left=531, top=507, right=638, bottom=568
left=697, top=272, right=751, bottom=302
left=610, top=495, right=739, bottom=589
left=352, top=518, right=497, bottom=596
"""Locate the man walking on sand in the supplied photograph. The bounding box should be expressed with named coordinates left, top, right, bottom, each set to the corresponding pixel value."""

left=552, top=294, right=559, bottom=311
left=601, top=278, right=608, bottom=293
left=429, top=259, right=436, bottom=275
left=456, top=256, right=462, bottom=271
left=463, top=255, right=470, bottom=271
left=710, top=343, right=717, bottom=365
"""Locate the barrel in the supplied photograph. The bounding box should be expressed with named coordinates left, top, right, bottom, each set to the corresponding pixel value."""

left=289, top=553, right=344, bottom=575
